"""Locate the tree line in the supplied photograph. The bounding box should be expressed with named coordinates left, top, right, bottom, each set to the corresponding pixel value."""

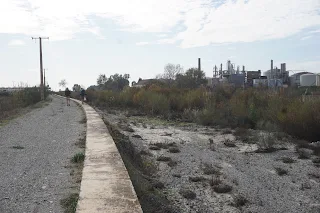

left=91, top=63, right=207, bottom=91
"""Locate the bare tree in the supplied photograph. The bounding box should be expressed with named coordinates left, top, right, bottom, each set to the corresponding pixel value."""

left=163, top=63, right=184, bottom=80
left=58, top=79, right=67, bottom=88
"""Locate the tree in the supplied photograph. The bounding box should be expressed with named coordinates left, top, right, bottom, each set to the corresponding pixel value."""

left=72, top=84, right=81, bottom=92
left=131, top=81, right=137, bottom=87
left=97, top=74, right=107, bottom=87
left=97, top=73, right=130, bottom=91
left=175, top=68, right=207, bottom=89
left=58, top=79, right=67, bottom=88
left=163, top=63, right=183, bottom=80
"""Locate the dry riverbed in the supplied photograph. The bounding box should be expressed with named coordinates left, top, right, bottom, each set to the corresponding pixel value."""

left=97, top=108, right=320, bottom=213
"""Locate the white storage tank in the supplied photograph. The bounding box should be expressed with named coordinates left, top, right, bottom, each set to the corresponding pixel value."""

left=316, top=74, right=320, bottom=86
left=300, top=74, right=317, bottom=86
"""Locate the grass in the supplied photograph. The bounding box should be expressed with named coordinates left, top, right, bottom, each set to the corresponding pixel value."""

left=60, top=193, right=79, bottom=213
left=11, top=145, right=25, bottom=149
left=275, top=167, right=288, bottom=176
left=222, top=129, right=232, bottom=134
left=71, top=152, right=85, bottom=163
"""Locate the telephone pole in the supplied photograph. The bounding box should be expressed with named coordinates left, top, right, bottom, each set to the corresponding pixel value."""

left=32, top=37, right=49, bottom=100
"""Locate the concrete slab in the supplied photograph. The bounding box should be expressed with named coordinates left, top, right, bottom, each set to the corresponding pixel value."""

left=64, top=97, right=143, bottom=213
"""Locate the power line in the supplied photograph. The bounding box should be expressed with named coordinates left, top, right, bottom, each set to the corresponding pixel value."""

left=32, top=37, right=49, bottom=100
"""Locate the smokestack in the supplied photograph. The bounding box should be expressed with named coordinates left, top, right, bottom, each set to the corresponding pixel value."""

left=198, top=58, right=201, bottom=71
left=271, top=60, right=273, bottom=79
left=242, top=66, right=245, bottom=72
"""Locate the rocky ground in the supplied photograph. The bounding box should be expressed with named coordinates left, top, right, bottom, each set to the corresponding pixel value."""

left=97, top=108, right=320, bottom=213
left=0, top=96, right=86, bottom=213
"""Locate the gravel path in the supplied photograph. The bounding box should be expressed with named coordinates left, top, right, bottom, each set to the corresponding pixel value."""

left=0, top=96, right=86, bottom=213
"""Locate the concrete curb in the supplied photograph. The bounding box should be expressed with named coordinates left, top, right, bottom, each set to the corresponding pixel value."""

left=55, top=95, right=143, bottom=213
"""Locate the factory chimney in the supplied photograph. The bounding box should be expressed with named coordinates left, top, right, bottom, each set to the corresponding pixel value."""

left=198, top=58, right=201, bottom=71
left=271, top=60, right=274, bottom=79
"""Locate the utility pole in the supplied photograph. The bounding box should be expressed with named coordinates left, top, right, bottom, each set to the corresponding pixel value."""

left=44, top=69, right=46, bottom=98
left=32, top=37, right=49, bottom=100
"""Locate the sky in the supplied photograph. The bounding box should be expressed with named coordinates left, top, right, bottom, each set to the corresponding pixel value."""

left=0, top=0, right=320, bottom=91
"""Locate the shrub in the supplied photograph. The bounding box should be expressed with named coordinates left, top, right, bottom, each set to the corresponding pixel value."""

left=213, top=184, right=233, bottom=193
left=275, top=167, right=288, bottom=176
left=179, top=189, right=196, bottom=199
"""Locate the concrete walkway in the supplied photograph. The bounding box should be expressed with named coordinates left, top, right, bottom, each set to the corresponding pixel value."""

left=71, top=99, right=142, bottom=213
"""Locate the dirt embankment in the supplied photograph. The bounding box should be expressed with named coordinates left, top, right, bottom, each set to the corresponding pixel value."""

left=97, top=107, right=320, bottom=213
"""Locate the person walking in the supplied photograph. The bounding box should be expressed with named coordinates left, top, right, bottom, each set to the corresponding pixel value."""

left=80, top=88, right=86, bottom=104
left=65, top=87, right=71, bottom=106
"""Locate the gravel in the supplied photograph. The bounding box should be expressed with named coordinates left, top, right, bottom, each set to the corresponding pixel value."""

left=98, top=108, right=320, bottom=213
left=0, top=96, right=85, bottom=213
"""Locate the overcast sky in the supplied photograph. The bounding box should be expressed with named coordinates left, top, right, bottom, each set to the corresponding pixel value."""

left=1, top=0, right=320, bottom=90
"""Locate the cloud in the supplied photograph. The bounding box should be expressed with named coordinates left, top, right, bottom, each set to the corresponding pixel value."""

left=136, top=41, right=150, bottom=46
left=308, top=29, right=320, bottom=34
left=0, top=0, right=320, bottom=46
left=301, top=35, right=313, bottom=40
left=8, top=39, right=25, bottom=46
left=158, top=34, right=168, bottom=38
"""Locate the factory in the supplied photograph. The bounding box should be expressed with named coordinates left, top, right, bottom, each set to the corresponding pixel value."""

left=208, top=59, right=319, bottom=89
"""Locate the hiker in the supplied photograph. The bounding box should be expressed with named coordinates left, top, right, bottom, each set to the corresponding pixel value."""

left=65, top=87, right=71, bottom=106
left=80, top=88, right=86, bottom=104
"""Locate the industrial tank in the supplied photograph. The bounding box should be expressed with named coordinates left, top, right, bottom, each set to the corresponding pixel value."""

left=253, top=79, right=268, bottom=87
left=300, top=74, right=317, bottom=86
left=316, top=74, right=320, bottom=86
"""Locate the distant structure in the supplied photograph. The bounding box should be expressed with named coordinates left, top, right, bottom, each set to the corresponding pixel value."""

left=0, top=87, right=26, bottom=93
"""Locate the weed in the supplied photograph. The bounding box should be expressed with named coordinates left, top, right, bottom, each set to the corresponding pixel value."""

left=71, top=152, right=85, bottom=163
left=156, top=156, right=172, bottom=162
left=275, top=167, right=288, bottom=176
left=210, top=176, right=222, bottom=186
left=233, top=194, right=248, bottom=207
left=224, top=139, right=236, bottom=147
left=149, top=146, right=161, bottom=151
left=152, top=181, right=165, bottom=189
left=172, top=174, right=181, bottom=178
left=132, top=134, right=143, bottom=139
left=75, top=136, right=86, bottom=149
left=168, top=147, right=180, bottom=153
left=222, top=129, right=232, bottom=134
left=167, top=160, right=178, bottom=167
left=256, top=133, right=277, bottom=153
left=202, top=163, right=221, bottom=175
left=282, top=157, right=296, bottom=164
left=213, top=184, right=233, bottom=193
left=179, top=189, right=196, bottom=199
left=140, top=150, right=153, bottom=156
left=189, top=176, right=206, bottom=182
left=60, top=193, right=79, bottom=213
left=11, top=145, right=24, bottom=149
left=297, top=148, right=311, bottom=159
left=79, top=117, right=87, bottom=124
left=312, top=157, right=320, bottom=164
